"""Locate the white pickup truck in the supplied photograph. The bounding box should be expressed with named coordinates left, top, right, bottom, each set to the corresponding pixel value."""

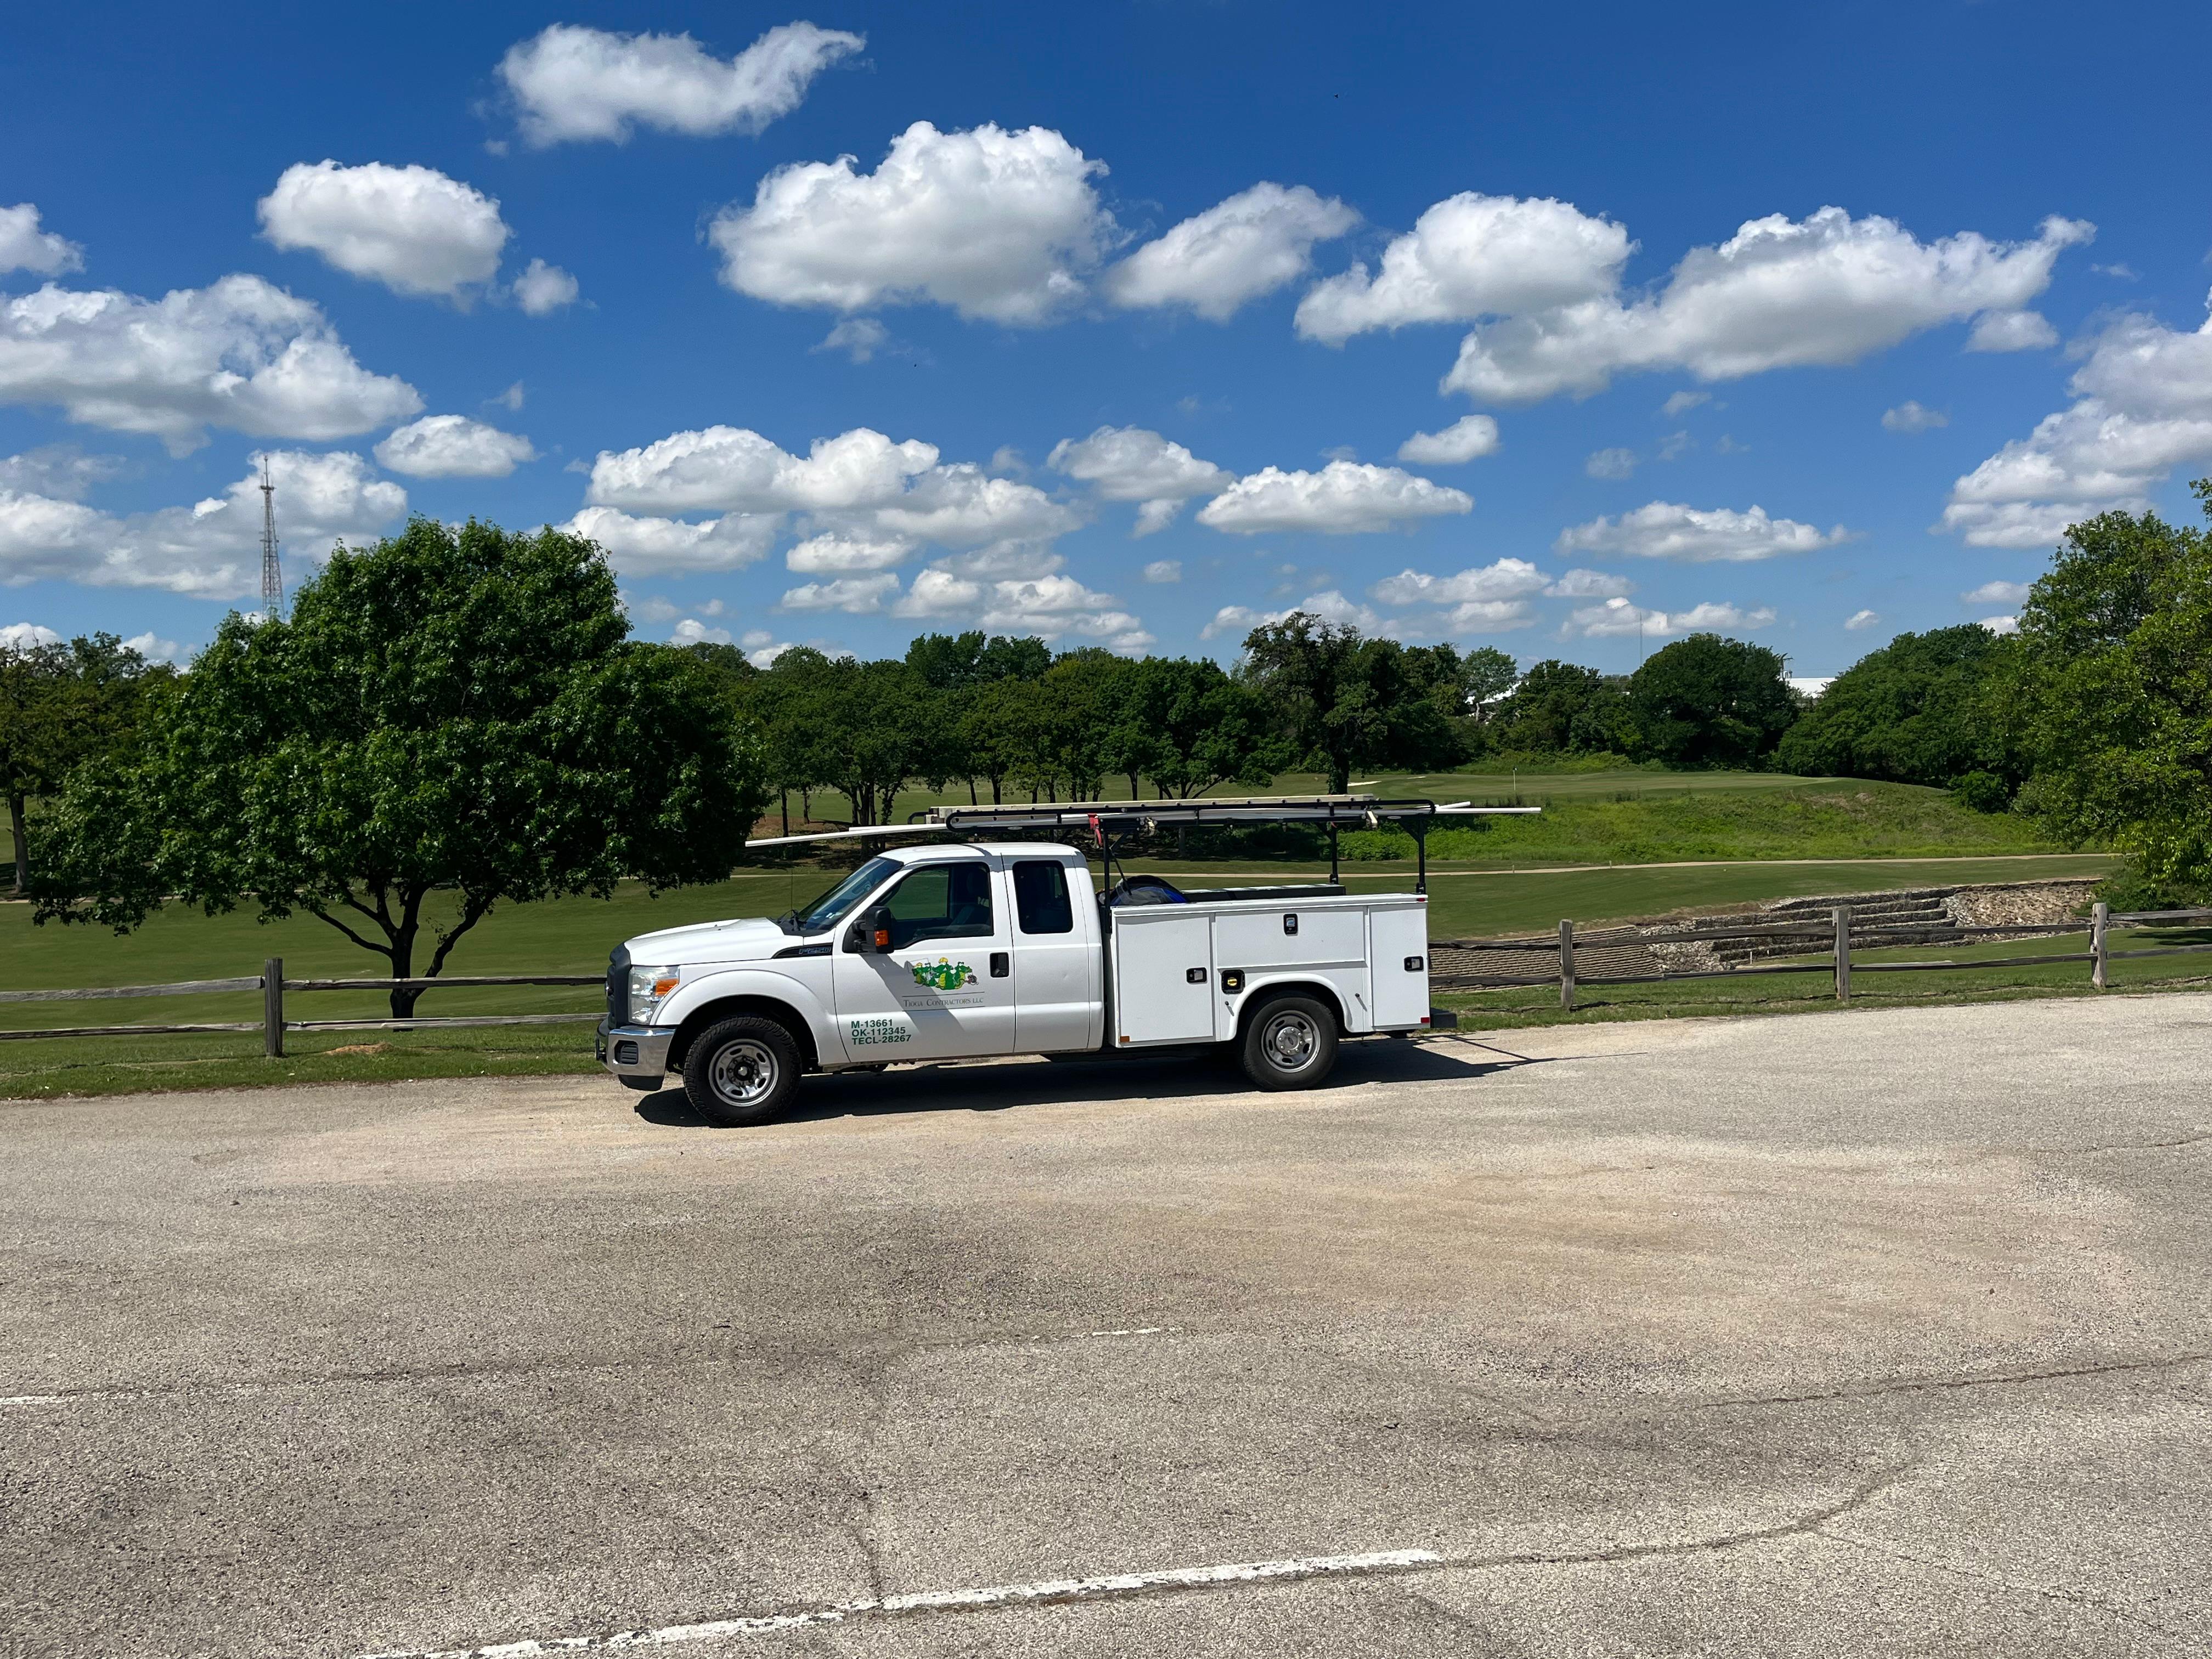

left=597, top=839, right=1442, bottom=1125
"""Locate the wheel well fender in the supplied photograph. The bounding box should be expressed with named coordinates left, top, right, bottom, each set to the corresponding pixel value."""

left=1235, top=980, right=1345, bottom=1040
left=671, top=996, right=819, bottom=1073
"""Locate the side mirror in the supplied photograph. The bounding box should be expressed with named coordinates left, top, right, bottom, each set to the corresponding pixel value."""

left=849, top=907, right=893, bottom=954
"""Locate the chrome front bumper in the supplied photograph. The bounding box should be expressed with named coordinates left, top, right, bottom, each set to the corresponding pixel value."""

left=596, top=1019, right=675, bottom=1084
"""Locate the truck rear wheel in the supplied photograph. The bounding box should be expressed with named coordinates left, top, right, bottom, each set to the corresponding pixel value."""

left=684, top=1016, right=801, bottom=1127
left=1239, top=994, right=1338, bottom=1091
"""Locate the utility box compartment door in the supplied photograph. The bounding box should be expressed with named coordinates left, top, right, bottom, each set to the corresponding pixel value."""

left=1111, top=911, right=1216, bottom=1045
left=1214, top=905, right=1366, bottom=969
left=1369, top=902, right=1431, bottom=1029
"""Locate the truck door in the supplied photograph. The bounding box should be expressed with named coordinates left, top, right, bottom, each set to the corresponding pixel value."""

left=830, top=859, right=1017, bottom=1060
left=1009, top=857, right=1099, bottom=1052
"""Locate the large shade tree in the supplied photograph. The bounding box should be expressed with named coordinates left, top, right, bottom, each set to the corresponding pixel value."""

left=1237, top=613, right=1462, bottom=792
left=1627, top=633, right=1798, bottom=769
left=31, top=519, right=766, bottom=1015
left=1774, top=624, right=2004, bottom=785
left=1997, top=489, right=2212, bottom=894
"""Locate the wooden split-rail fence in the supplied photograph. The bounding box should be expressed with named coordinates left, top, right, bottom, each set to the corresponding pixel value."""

left=4, top=902, right=2210, bottom=1049
left=1430, top=902, right=2212, bottom=1009
left=0, top=962, right=601, bottom=1055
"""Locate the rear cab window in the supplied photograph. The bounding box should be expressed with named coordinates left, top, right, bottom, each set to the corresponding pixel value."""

left=1012, top=859, right=1074, bottom=935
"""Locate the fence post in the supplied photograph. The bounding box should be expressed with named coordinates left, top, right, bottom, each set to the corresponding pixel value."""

left=1833, top=906, right=1852, bottom=1004
left=2091, top=901, right=2109, bottom=989
left=263, top=957, right=284, bottom=1058
left=1559, top=918, right=1577, bottom=1011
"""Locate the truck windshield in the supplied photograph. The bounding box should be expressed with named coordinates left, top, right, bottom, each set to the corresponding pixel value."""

left=785, top=856, right=899, bottom=935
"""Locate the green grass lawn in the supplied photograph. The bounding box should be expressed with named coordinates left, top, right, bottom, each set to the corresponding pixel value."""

left=0, top=764, right=2128, bottom=1101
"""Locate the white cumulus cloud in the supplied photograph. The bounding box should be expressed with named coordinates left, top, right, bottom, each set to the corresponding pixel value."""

left=1443, top=208, right=2093, bottom=404
left=709, top=121, right=1113, bottom=325
left=814, top=317, right=888, bottom=362
left=1196, top=460, right=1472, bottom=535
left=781, top=572, right=900, bottom=613
left=258, top=161, right=510, bottom=300
left=668, top=618, right=734, bottom=646
left=1563, top=596, right=1776, bottom=639
left=1882, top=400, right=1948, bottom=433
left=1396, top=414, right=1500, bottom=466
left=1, top=620, right=65, bottom=648
left=0, top=276, right=420, bottom=453
left=498, top=21, right=863, bottom=145
left=1845, top=608, right=1881, bottom=630
left=1048, top=425, right=1229, bottom=534
left=1965, top=309, right=2057, bottom=352
left=586, top=425, right=938, bottom=514
left=1103, top=183, right=1356, bottom=321
left=1142, top=558, right=1180, bottom=583
left=1556, top=501, right=1849, bottom=562
left=1, top=449, right=404, bottom=598
left=1368, top=558, right=1549, bottom=607
left=375, top=414, right=537, bottom=478
left=1942, top=307, right=2212, bottom=547
left=1962, top=580, right=2030, bottom=607
left=1545, top=567, right=1634, bottom=599
left=785, top=532, right=914, bottom=573
left=559, top=505, right=780, bottom=575
left=1296, top=193, right=1630, bottom=345
left=511, top=258, right=579, bottom=315
left=1584, top=446, right=1637, bottom=479
left=0, top=204, right=83, bottom=276
left=1980, top=614, right=2019, bottom=635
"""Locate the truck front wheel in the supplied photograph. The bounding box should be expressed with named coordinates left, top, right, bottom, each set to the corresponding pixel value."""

left=1239, top=994, right=1339, bottom=1091
left=684, top=1016, right=802, bottom=1127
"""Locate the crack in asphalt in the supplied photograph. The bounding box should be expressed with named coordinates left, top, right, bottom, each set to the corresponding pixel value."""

left=1691, top=1351, right=2211, bottom=1413
left=353, top=1468, right=1918, bottom=1658
left=1812, top=1525, right=2194, bottom=1641
left=2031, top=1131, right=2212, bottom=1155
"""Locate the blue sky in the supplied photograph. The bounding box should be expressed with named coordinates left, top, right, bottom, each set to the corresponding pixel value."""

left=7, top=0, right=2212, bottom=678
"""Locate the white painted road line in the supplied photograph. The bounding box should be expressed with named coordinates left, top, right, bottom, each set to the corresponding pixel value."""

left=0, top=1395, right=70, bottom=1406
left=358, top=1549, right=1444, bottom=1658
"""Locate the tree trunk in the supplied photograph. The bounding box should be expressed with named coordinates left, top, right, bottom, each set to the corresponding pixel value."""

left=990, top=773, right=1002, bottom=805
left=968, top=777, right=978, bottom=805
left=8, top=790, right=26, bottom=895
left=1125, top=771, right=1141, bottom=800
left=780, top=788, right=789, bottom=838
left=389, top=922, right=418, bottom=1019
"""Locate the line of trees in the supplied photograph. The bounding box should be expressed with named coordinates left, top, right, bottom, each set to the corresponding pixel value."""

left=12, top=484, right=2210, bottom=989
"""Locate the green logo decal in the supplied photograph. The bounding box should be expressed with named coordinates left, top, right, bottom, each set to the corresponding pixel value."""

left=908, top=956, right=977, bottom=992
left=849, top=1016, right=911, bottom=1047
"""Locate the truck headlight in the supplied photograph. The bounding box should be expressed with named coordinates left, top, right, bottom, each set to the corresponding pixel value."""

left=628, top=964, right=681, bottom=1023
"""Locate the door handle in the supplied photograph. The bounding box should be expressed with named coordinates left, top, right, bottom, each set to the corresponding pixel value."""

left=990, top=951, right=1010, bottom=978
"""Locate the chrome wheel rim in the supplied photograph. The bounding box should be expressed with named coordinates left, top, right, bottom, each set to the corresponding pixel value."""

left=709, top=1038, right=778, bottom=1108
left=1261, top=1009, right=1317, bottom=1071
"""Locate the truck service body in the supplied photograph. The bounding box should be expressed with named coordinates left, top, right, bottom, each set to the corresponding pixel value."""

left=596, top=795, right=1528, bottom=1126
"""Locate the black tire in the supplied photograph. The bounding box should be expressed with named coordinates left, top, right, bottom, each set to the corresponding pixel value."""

left=683, top=1016, right=802, bottom=1127
left=1239, top=994, right=1339, bottom=1091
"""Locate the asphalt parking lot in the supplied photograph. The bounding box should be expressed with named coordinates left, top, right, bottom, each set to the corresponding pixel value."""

left=5, top=994, right=2210, bottom=1657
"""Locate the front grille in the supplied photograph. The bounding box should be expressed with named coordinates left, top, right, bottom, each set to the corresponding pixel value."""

left=607, top=944, right=631, bottom=1027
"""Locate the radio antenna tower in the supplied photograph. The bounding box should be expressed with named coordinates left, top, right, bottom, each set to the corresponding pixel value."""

left=257, top=459, right=283, bottom=619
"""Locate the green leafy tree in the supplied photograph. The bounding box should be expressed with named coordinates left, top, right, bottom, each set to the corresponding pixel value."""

left=1125, top=656, right=1282, bottom=797
left=1491, top=660, right=1634, bottom=755
left=1627, top=633, right=1797, bottom=768
left=1997, top=490, right=2212, bottom=891
left=1237, top=614, right=1463, bottom=791
left=0, top=632, right=174, bottom=894
left=1774, top=625, right=2004, bottom=785
left=1458, top=646, right=1520, bottom=723
left=31, top=520, right=765, bottom=1016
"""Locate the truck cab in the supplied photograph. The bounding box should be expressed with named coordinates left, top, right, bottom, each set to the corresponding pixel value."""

left=597, top=838, right=1438, bottom=1127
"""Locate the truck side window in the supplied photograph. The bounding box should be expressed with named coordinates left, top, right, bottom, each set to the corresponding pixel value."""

left=882, top=862, right=995, bottom=949
left=1012, top=860, right=1074, bottom=935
